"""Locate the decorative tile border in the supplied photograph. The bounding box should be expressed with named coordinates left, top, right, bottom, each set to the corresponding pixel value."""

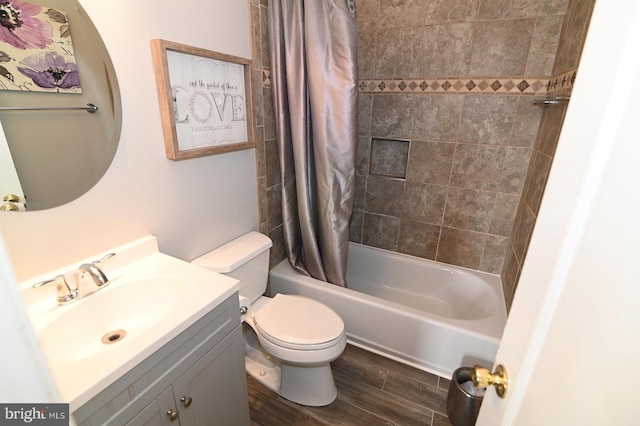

left=359, top=77, right=549, bottom=95
left=547, top=69, right=577, bottom=96
left=262, top=68, right=577, bottom=97
left=262, top=69, right=271, bottom=87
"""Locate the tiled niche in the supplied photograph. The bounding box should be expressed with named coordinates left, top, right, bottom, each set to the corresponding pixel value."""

left=369, top=138, right=410, bottom=179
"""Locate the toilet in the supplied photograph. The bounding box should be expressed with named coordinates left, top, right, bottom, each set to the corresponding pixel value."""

left=192, top=232, right=346, bottom=406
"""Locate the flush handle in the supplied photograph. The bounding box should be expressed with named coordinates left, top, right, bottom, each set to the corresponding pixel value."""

left=181, top=396, right=192, bottom=407
left=471, top=364, right=508, bottom=398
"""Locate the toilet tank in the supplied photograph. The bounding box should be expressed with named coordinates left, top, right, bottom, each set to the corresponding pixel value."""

left=192, top=232, right=273, bottom=303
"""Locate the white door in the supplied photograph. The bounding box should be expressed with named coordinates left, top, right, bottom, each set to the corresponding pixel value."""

left=0, top=121, right=26, bottom=211
left=477, top=1, right=640, bottom=424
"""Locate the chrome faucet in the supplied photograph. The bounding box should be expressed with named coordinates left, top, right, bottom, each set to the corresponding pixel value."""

left=33, top=253, right=115, bottom=305
left=33, top=275, right=78, bottom=305
left=78, top=262, right=109, bottom=287
left=77, top=253, right=115, bottom=289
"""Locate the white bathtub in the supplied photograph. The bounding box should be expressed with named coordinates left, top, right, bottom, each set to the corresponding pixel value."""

left=269, top=243, right=507, bottom=378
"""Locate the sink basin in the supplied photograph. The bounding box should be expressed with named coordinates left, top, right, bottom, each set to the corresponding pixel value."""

left=38, top=277, right=184, bottom=363
left=21, top=236, right=240, bottom=410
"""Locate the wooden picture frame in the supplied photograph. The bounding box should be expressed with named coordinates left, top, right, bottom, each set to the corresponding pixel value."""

left=150, top=39, right=255, bottom=160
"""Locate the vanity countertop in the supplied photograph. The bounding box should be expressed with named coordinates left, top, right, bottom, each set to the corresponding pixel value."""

left=19, top=236, right=238, bottom=411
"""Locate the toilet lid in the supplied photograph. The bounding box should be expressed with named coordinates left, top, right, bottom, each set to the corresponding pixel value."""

left=252, top=294, right=344, bottom=350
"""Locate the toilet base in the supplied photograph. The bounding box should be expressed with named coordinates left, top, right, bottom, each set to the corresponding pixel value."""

left=243, top=324, right=338, bottom=406
left=279, top=362, right=337, bottom=406
left=245, top=342, right=281, bottom=393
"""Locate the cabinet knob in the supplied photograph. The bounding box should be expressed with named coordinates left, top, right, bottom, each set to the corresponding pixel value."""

left=166, top=409, right=179, bottom=421
left=181, top=396, right=192, bottom=407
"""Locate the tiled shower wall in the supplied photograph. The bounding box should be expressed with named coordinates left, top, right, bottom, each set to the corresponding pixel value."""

left=352, top=0, right=567, bottom=277
left=502, top=0, right=595, bottom=309
left=250, top=0, right=286, bottom=272
left=250, top=0, right=595, bottom=310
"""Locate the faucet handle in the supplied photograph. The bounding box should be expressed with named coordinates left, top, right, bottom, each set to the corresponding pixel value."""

left=93, top=252, right=115, bottom=265
left=33, top=275, right=78, bottom=305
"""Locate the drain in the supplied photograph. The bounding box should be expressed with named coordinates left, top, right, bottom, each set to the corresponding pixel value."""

left=102, top=329, right=127, bottom=344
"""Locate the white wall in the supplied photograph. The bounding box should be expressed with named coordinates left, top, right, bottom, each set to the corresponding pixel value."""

left=0, top=236, right=62, bottom=405
left=0, top=0, right=258, bottom=282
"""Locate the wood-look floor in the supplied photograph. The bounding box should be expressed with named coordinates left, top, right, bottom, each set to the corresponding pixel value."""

left=248, top=344, right=454, bottom=426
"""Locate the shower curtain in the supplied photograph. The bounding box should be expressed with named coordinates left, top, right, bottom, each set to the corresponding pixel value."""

left=269, top=0, right=358, bottom=287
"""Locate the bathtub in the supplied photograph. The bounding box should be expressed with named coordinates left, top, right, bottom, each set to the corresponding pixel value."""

left=269, top=243, right=507, bottom=379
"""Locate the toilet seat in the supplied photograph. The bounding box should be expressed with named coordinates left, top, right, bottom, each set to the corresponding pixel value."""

left=252, top=294, right=344, bottom=351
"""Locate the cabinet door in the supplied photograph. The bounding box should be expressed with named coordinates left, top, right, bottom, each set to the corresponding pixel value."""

left=126, top=387, right=177, bottom=426
left=172, top=326, right=249, bottom=426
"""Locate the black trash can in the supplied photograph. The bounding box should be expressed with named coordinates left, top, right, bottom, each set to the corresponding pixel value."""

left=446, top=367, right=485, bottom=426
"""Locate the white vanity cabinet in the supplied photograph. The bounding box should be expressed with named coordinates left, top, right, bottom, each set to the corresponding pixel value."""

left=127, top=330, right=247, bottom=426
left=73, top=294, right=250, bottom=426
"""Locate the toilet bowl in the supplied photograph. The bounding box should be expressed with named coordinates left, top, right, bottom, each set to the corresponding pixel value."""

left=192, top=232, right=346, bottom=406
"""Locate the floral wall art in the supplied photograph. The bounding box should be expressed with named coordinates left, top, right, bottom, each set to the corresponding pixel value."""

left=0, top=0, right=81, bottom=93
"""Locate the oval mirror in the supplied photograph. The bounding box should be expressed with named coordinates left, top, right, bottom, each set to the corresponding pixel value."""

left=0, top=0, right=121, bottom=211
